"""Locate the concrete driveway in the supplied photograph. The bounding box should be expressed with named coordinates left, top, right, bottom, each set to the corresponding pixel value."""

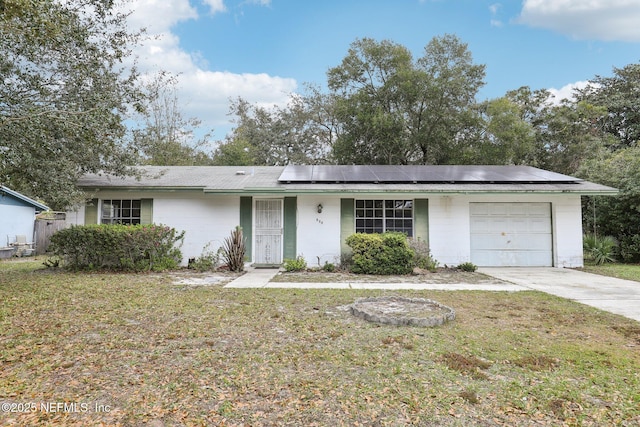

left=479, top=267, right=640, bottom=322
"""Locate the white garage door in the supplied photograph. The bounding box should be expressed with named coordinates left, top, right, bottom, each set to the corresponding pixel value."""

left=470, top=203, right=552, bottom=267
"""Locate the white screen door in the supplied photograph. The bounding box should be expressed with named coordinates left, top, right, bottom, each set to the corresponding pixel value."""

left=254, top=199, right=283, bottom=265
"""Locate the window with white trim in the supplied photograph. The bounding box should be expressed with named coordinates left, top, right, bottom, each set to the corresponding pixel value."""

left=101, top=199, right=141, bottom=225
left=355, top=199, right=413, bottom=236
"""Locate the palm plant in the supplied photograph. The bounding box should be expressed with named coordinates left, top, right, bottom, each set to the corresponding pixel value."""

left=222, top=226, right=246, bottom=272
left=583, top=233, right=617, bottom=265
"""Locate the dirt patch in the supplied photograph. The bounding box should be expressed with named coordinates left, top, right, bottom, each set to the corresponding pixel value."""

left=612, top=325, right=640, bottom=345
left=166, top=269, right=242, bottom=286
left=440, top=352, right=493, bottom=380
left=513, top=355, right=559, bottom=371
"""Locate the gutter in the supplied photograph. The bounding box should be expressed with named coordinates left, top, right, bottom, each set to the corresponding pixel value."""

left=203, top=188, right=619, bottom=196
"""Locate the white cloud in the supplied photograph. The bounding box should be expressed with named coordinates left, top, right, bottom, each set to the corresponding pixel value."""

left=547, top=80, right=590, bottom=104
left=202, top=0, right=226, bottom=14
left=123, top=0, right=297, bottom=140
left=126, top=0, right=198, bottom=34
left=518, top=0, right=640, bottom=42
left=489, top=4, right=503, bottom=27
left=179, top=70, right=297, bottom=126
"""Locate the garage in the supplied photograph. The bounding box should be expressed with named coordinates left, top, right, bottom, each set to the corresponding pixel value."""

left=470, top=202, right=553, bottom=267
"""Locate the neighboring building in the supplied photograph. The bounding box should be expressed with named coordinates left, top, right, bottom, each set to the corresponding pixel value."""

left=67, top=165, right=617, bottom=268
left=0, top=185, right=50, bottom=253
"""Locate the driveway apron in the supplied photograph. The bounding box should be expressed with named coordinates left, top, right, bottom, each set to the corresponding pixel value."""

left=479, top=267, right=640, bottom=322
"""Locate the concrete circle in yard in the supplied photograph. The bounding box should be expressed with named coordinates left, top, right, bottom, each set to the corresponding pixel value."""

left=349, top=296, right=455, bottom=327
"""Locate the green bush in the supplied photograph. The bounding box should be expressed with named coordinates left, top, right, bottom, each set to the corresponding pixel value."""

left=618, top=234, right=640, bottom=263
left=322, top=262, right=336, bottom=272
left=50, top=224, right=184, bottom=272
left=407, top=237, right=438, bottom=272
left=283, top=256, right=307, bottom=272
left=457, top=262, right=478, bottom=272
left=583, top=233, right=617, bottom=265
left=189, top=242, right=221, bottom=272
left=345, top=232, right=414, bottom=275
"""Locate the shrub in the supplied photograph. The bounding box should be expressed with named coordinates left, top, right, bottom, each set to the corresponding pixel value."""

left=50, top=224, right=184, bottom=272
left=322, top=262, right=335, bottom=272
left=189, top=242, right=221, bottom=272
left=345, top=232, right=414, bottom=275
left=283, top=256, right=307, bottom=272
left=457, top=262, right=478, bottom=272
left=221, top=226, right=246, bottom=272
left=407, top=237, right=438, bottom=272
left=583, top=233, right=617, bottom=265
left=618, top=234, right=640, bottom=263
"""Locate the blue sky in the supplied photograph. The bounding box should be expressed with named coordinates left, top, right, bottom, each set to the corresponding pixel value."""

left=126, top=0, right=640, bottom=141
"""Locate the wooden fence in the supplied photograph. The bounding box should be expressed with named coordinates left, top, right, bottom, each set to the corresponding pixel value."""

left=35, top=212, right=67, bottom=255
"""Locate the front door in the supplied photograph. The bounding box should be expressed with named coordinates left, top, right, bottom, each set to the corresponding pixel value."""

left=254, top=199, right=283, bottom=265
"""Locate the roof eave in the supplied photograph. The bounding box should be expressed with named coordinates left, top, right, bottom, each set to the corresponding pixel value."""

left=202, top=187, right=620, bottom=196
left=0, top=186, right=50, bottom=211
left=80, top=186, right=206, bottom=192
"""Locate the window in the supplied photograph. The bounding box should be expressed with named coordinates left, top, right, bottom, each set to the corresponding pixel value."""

left=355, top=199, right=413, bottom=236
left=101, top=199, right=141, bottom=225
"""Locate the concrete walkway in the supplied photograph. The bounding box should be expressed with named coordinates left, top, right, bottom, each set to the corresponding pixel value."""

left=479, top=267, right=640, bottom=322
left=224, top=267, right=526, bottom=291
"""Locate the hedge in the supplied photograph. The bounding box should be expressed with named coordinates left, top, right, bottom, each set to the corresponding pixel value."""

left=49, top=224, right=185, bottom=272
left=345, top=232, right=414, bottom=275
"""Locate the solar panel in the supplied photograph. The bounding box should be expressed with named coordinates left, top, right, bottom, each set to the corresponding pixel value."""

left=366, top=166, right=409, bottom=182
left=277, top=165, right=580, bottom=184
left=278, top=164, right=313, bottom=182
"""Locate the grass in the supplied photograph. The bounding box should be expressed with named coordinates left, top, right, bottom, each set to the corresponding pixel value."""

left=1, top=260, right=639, bottom=426
left=580, top=262, right=640, bottom=282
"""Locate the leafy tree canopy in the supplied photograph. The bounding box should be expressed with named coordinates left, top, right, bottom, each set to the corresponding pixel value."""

left=0, top=0, right=143, bottom=209
left=576, top=63, right=640, bottom=150
left=327, top=35, right=486, bottom=165
left=132, top=74, right=215, bottom=166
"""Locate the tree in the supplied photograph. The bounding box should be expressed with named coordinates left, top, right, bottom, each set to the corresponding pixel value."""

left=327, top=35, right=486, bottom=165
left=213, top=97, right=327, bottom=166
left=576, top=63, right=640, bottom=150
left=579, top=147, right=640, bottom=262
left=328, top=38, right=413, bottom=164
left=0, top=0, right=143, bottom=209
left=211, top=136, right=257, bottom=166
left=573, top=64, right=640, bottom=262
left=468, top=96, right=537, bottom=165
left=411, top=34, right=486, bottom=164
left=133, top=74, right=214, bottom=166
left=538, top=99, right=613, bottom=175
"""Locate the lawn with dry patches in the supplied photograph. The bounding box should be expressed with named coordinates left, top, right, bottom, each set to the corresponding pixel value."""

left=1, top=260, right=639, bottom=426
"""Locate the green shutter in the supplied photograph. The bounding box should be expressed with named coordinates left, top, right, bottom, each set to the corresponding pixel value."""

left=413, top=199, right=429, bottom=245
left=239, top=196, right=252, bottom=261
left=140, top=199, right=153, bottom=224
left=283, top=197, right=297, bottom=260
left=85, top=199, right=98, bottom=224
left=340, top=198, right=355, bottom=254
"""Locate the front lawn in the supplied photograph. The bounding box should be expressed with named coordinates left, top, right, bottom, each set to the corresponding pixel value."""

left=580, top=263, right=640, bottom=282
left=1, top=260, right=639, bottom=426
